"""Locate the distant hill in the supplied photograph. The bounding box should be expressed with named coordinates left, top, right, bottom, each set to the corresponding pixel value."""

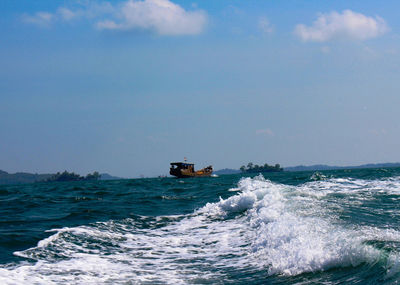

left=0, top=170, right=53, bottom=185
left=213, top=168, right=241, bottom=175
left=100, top=173, right=123, bottom=180
left=284, top=163, right=400, bottom=172
left=0, top=170, right=122, bottom=185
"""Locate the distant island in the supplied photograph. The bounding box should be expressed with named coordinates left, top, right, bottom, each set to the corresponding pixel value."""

left=213, top=162, right=400, bottom=175
left=240, top=162, right=283, bottom=173
left=284, top=162, right=400, bottom=172
left=0, top=170, right=53, bottom=185
left=0, top=170, right=122, bottom=185
left=45, top=171, right=100, bottom=182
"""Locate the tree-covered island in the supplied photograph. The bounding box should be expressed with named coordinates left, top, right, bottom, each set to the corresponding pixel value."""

left=240, top=162, right=283, bottom=173
left=46, top=171, right=100, bottom=182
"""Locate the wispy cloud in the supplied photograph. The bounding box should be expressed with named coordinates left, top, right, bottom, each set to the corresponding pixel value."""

left=256, top=129, right=274, bottom=136
left=320, top=46, right=331, bottom=54
left=22, top=7, right=82, bottom=27
left=295, top=10, right=389, bottom=42
left=21, top=0, right=207, bottom=36
left=258, top=16, right=274, bottom=34
left=21, top=12, right=54, bottom=27
left=369, top=128, right=388, bottom=136
left=57, top=7, right=79, bottom=21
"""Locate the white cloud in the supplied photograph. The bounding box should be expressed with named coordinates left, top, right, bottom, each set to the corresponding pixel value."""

left=22, top=12, right=54, bottom=27
left=55, top=3, right=115, bottom=21
left=96, top=0, right=207, bottom=36
left=258, top=16, right=274, bottom=34
left=57, top=7, right=78, bottom=21
left=22, top=0, right=207, bottom=36
left=256, top=129, right=274, bottom=136
left=295, top=10, right=389, bottom=42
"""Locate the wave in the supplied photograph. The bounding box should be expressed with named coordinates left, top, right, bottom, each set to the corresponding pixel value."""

left=200, top=175, right=400, bottom=276
left=2, top=175, right=400, bottom=283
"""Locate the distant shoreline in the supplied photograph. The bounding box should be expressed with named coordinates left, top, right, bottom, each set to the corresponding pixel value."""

left=0, top=170, right=122, bottom=185
left=213, top=162, right=400, bottom=175
left=2, top=162, right=400, bottom=185
left=284, top=162, right=400, bottom=172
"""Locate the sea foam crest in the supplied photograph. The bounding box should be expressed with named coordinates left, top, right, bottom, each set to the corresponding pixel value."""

left=300, top=175, right=400, bottom=196
left=201, top=175, right=400, bottom=276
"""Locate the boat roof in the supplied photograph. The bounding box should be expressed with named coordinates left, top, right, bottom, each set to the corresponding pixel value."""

left=170, top=162, right=194, bottom=166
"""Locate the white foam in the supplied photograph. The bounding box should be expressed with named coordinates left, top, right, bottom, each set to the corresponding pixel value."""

left=386, top=253, right=400, bottom=279
left=201, top=175, right=400, bottom=276
left=2, top=175, right=400, bottom=283
left=300, top=175, right=400, bottom=197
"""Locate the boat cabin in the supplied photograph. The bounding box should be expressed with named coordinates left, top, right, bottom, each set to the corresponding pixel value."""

left=170, top=162, right=212, bottom=178
left=170, top=162, right=194, bottom=171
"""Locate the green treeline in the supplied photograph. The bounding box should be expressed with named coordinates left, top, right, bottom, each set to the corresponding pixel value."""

left=46, top=171, right=100, bottom=182
left=240, top=162, right=283, bottom=173
left=0, top=170, right=52, bottom=185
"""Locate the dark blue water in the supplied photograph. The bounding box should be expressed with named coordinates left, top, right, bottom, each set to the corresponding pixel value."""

left=1, top=168, right=400, bottom=284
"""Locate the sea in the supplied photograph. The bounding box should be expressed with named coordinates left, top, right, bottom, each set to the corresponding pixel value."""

left=1, top=168, right=400, bottom=284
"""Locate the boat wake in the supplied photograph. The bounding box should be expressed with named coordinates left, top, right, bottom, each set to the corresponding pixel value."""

left=2, top=175, right=400, bottom=284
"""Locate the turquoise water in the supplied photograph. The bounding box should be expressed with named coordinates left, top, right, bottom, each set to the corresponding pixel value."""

left=1, top=168, right=400, bottom=284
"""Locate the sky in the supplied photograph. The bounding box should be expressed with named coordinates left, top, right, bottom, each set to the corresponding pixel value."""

left=1, top=0, right=400, bottom=177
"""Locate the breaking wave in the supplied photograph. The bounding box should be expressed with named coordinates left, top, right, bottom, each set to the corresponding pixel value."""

left=1, top=175, right=400, bottom=283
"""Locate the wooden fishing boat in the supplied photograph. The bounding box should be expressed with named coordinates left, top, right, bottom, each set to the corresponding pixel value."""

left=170, top=162, right=213, bottom=178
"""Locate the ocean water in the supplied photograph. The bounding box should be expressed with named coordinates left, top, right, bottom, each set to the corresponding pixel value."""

left=1, top=168, right=400, bottom=284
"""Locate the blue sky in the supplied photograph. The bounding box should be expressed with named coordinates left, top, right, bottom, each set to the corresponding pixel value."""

left=1, top=0, right=400, bottom=177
